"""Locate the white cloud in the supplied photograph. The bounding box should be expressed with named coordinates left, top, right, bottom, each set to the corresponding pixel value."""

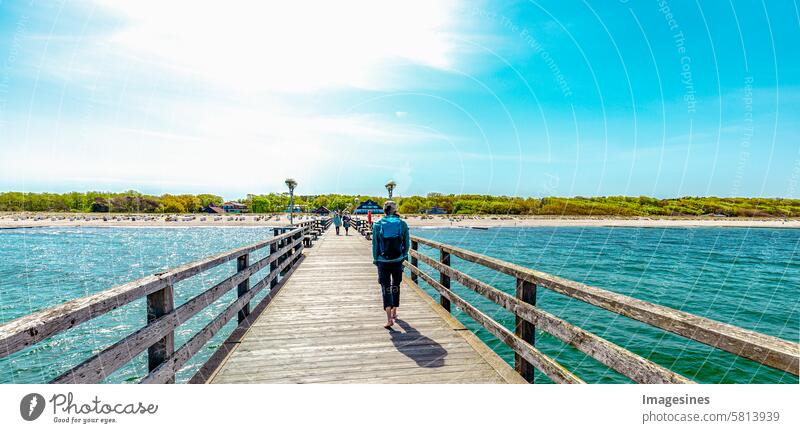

left=93, top=0, right=465, bottom=93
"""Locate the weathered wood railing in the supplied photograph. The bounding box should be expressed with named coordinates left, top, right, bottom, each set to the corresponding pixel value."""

left=0, top=218, right=329, bottom=383
left=351, top=218, right=372, bottom=239
left=405, top=235, right=799, bottom=383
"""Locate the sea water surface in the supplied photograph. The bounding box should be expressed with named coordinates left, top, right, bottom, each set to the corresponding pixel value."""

left=0, top=226, right=277, bottom=383
left=0, top=225, right=798, bottom=383
left=411, top=226, right=799, bottom=384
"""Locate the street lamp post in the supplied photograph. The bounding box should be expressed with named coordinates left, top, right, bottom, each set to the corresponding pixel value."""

left=385, top=180, right=396, bottom=199
left=285, top=178, right=297, bottom=225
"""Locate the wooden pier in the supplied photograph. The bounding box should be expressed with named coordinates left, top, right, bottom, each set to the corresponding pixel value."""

left=0, top=216, right=797, bottom=384
left=200, top=228, right=522, bottom=384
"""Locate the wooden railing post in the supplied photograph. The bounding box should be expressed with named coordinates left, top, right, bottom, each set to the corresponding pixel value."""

left=289, top=229, right=296, bottom=264
left=410, top=241, right=418, bottom=283
left=280, top=227, right=291, bottom=274
left=236, top=253, right=250, bottom=323
left=270, top=229, right=280, bottom=289
left=439, top=249, right=451, bottom=312
left=293, top=229, right=302, bottom=265
left=147, top=284, right=175, bottom=383
left=275, top=228, right=284, bottom=276
left=515, top=278, right=536, bottom=383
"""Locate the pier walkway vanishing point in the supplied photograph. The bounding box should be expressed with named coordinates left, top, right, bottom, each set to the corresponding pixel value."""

left=0, top=216, right=797, bottom=384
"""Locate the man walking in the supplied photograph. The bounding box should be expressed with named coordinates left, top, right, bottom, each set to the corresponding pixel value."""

left=372, top=201, right=409, bottom=329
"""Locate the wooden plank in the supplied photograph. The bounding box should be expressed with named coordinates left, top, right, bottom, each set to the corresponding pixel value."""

left=220, top=351, right=484, bottom=371
left=217, top=361, right=498, bottom=383
left=230, top=332, right=477, bottom=348
left=411, top=236, right=800, bottom=376
left=220, top=369, right=507, bottom=384
left=218, top=349, right=483, bottom=366
left=217, top=339, right=480, bottom=358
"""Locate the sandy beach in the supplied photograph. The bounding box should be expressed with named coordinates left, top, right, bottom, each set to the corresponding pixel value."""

left=1, top=212, right=798, bottom=229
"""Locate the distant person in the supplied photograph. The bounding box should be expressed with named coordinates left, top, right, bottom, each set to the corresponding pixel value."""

left=342, top=212, right=351, bottom=235
left=372, top=200, right=409, bottom=329
left=333, top=211, right=342, bottom=235
left=367, top=209, right=372, bottom=226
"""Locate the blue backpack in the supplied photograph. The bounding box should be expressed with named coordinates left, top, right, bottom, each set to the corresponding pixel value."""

left=378, top=218, right=404, bottom=260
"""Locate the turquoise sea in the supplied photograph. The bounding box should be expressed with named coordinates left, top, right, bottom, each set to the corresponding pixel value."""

left=412, top=226, right=799, bottom=384
left=0, top=225, right=798, bottom=384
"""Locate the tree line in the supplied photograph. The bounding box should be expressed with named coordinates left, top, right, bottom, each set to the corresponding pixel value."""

left=0, top=191, right=798, bottom=217
left=0, top=191, right=223, bottom=214
left=395, top=194, right=800, bottom=217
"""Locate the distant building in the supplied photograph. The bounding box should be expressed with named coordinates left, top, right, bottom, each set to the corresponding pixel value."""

left=90, top=198, right=109, bottom=213
left=311, top=206, right=331, bottom=215
left=221, top=201, right=248, bottom=213
left=422, top=206, right=448, bottom=215
left=283, top=205, right=304, bottom=213
left=354, top=199, right=383, bottom=215
left=202, top=203, right=225, bottom=214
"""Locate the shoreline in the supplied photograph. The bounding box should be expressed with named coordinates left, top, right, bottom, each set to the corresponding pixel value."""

left=1, top=212, right=798, bottom=229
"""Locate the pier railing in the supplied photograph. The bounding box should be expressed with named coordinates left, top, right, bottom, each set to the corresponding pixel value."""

left=0, top=218, right=328, bottom=383
left=405, top=235, right=799, bottom=383
left=351, top=219, right=372, bottom=239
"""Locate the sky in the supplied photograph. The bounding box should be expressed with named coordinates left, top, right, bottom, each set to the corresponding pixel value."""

left=0, top=0, right=798, bottom=200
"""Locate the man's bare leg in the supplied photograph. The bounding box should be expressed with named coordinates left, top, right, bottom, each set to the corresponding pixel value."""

left=384, top=307, right=394, bottom=328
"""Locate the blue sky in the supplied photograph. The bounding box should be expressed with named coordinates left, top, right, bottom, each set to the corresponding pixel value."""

left=0, top=0, right=798, bottom=199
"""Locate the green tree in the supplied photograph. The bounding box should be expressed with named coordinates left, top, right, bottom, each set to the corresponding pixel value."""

left=197, top=194, right=223, bottom=208
left=251, top=196, right=271, bottom=213
left=159, top=195, right=187, bottom=213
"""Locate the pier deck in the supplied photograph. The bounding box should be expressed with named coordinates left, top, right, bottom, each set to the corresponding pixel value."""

left=205, top=228, right=524, bottom=384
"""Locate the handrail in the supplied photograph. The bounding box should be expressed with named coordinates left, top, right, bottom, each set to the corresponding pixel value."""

left=0, top=218, right=330, bottom=383
left=350, top=218, right=372, bottom=239
left=407, top=234, right=800, bottom=382
left=409, top=251, right=691, bottom=383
